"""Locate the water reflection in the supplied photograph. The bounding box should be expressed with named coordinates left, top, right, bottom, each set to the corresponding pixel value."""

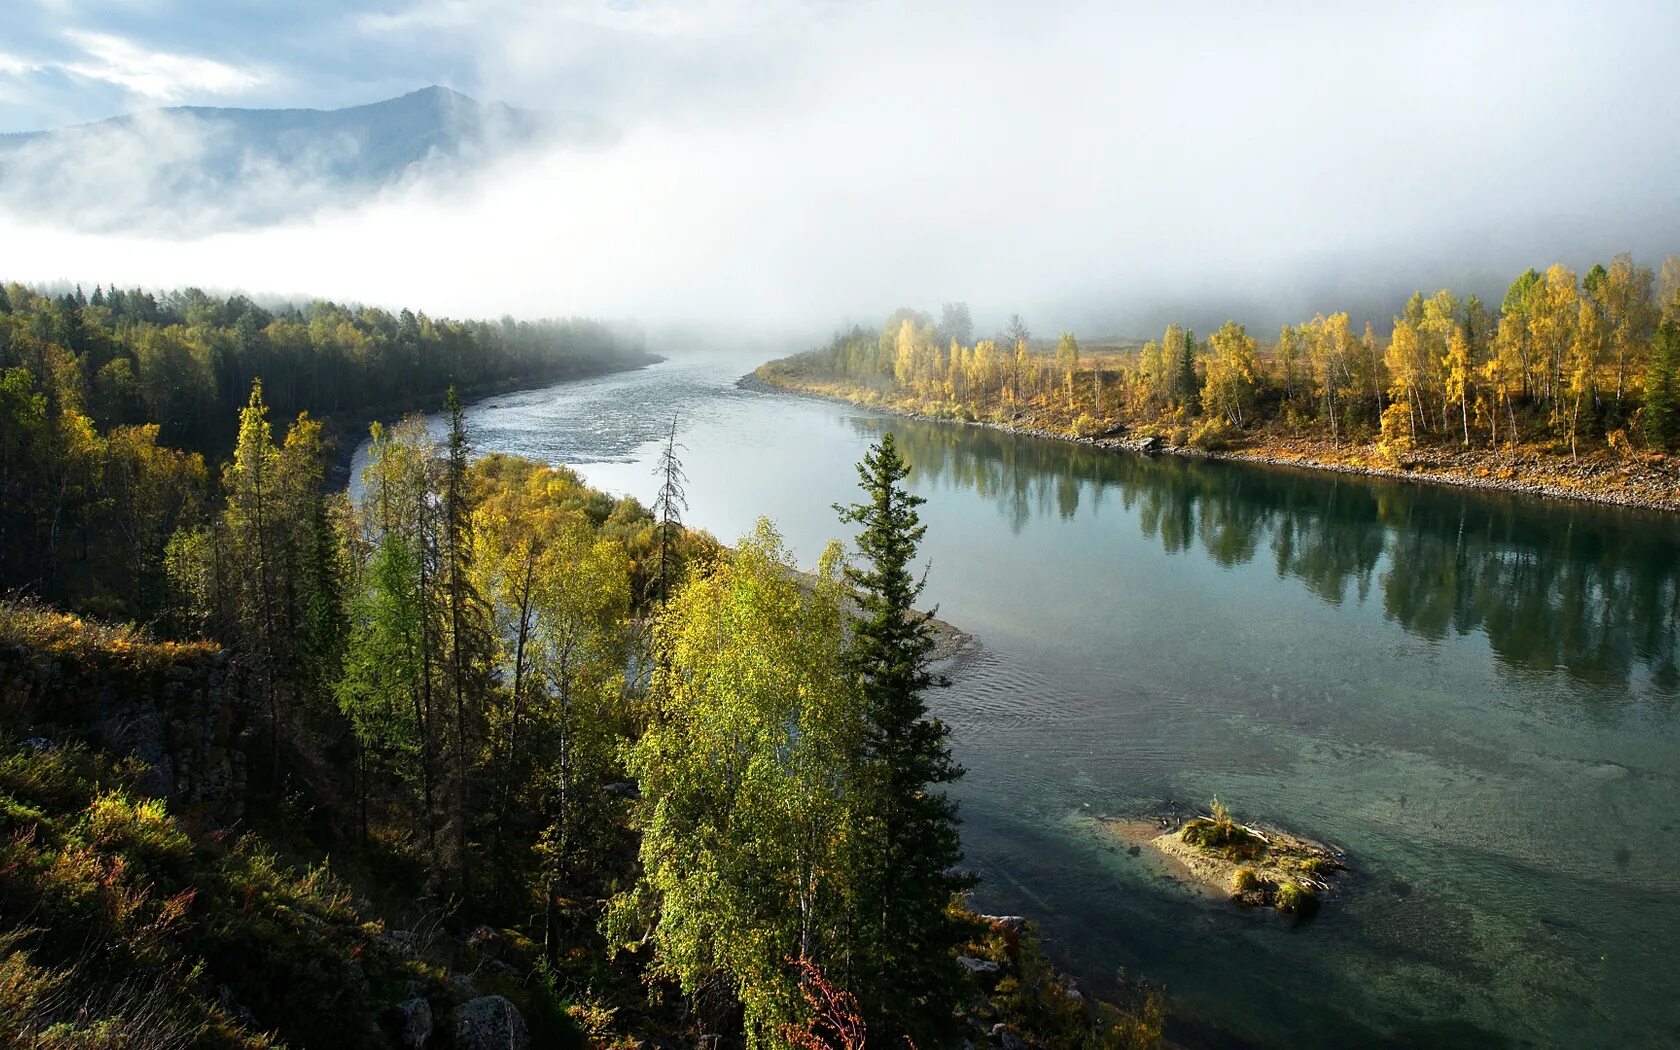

left=854, top=416, right=1680, bottom=692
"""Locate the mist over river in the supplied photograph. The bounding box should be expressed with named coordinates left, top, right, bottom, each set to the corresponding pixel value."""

left=353, top=354, right=1680, bottom=1048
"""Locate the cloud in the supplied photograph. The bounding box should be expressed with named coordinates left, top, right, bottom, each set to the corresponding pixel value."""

left=2, top=0, right=1680, bottom=337
left=58, top=30, right=267, bottom=102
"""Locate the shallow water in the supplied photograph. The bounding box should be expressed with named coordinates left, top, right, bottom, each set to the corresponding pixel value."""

left=352, top=354, right=1680, bottom=1047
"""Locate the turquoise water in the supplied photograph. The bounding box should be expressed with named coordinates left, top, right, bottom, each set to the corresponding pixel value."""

left=353, top=355, right=1680, bottom=1047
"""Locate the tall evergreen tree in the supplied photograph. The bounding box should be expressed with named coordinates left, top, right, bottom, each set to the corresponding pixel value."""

left=835, top=433, right=973, bottom=1046
left=442, top=387, right=489, bottom=893
left=1176, top=328, right=1200, bottom=413
left=1644, top=320, right=1680, bottom=448
left=650, top=413, right=688, bottom=606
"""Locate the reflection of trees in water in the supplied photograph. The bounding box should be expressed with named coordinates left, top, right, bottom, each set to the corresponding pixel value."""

left=852, top=416, right=1680, bottom=692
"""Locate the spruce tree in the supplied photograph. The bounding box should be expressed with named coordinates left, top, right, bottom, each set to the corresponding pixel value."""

left=835, top=432, right=973, bottom=1047
left=1176, top=328, right=1200, bottom=412
left=1644, top=320, right=1680, bottom=448
left=650, top=412, right=688, bottom=606
left=442, top=387, right=488, bottom=894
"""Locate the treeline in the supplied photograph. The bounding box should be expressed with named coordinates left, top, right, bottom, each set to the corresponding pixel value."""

left=0, top=282, right=650, bottom=615
left=783, top=254, right=1680, bottom=455
left=0, top=281, right=647, bottom=451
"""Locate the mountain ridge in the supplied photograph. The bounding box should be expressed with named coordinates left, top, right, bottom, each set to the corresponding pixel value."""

left=0, top=85, right=605, bottom=231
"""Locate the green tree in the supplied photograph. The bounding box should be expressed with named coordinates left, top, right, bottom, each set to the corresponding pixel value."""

left=650, top=413, right=689, bottom=606
left=835, top=433, right=973, bottom=1047
left=529, top=516, right=630, bottom=966
left=617, top=520, right=865, bottom=1047
left=1644, top=320, right=1680, bottom=448
left=336, top=530, right=425, bottom=842
left=1174, top=327, right=1199, bottom=413
left=441, top=387, right=490, bottom=894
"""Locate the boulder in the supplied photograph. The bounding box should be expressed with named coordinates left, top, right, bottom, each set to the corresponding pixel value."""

left=990, top=1023, right=1028, bottom=1050
left=447, top=973, right=480, bottom=1001
left=387, top=996, right=432, bottom=1050
left=449, top=996, right=530, bottom=1050
left=958, top=955, right=1004, bottom=990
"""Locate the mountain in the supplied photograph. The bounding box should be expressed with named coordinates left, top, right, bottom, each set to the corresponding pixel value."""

left=0, top=86, right=604, bottom=232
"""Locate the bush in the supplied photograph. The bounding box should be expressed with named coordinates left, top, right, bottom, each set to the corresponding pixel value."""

left=1228, top=866, right=1260, bottom=896
left=1274, top=881, right=1317, bottom=915
left=1187, top=417, right=1234, bottom=450
left=1379, top=402, right=1414, bottom=450
left=1181, top=799, right=1264, bottom=861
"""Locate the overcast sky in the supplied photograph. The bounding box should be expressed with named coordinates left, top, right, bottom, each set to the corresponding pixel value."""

left=3, top=0, right=1679, bottom=336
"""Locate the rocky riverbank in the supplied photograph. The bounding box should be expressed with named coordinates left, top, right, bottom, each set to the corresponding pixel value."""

left=743, top=370, right=1680, bottom=514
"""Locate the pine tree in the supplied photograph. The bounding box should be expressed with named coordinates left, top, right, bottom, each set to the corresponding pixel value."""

left=650, top=413, right=688, bottom=606
left=1644, top=320, right=1680, bottom=448
left=442, top=387, right=489, bottom=894
left=1176, top=328, right=1200, bottom=413
left=835, top=433, right=973, bottom=1046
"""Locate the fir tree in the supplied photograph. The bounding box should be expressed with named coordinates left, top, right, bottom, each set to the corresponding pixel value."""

left=1644, top=320, right=1680, bottom=448
left=835, top=432, right=974, bottom=1047
left=1176, top=328, right=1200, bottom=412
left=442, top=387, right=489, bottom=893
left=650, top=413, right=688, bottom=606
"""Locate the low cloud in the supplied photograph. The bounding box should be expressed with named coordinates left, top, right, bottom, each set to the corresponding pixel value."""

left=2, top=0, right=1678, bottom=338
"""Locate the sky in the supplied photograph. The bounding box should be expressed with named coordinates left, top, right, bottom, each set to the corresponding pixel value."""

left=2, top=0, right=1679, bottom=337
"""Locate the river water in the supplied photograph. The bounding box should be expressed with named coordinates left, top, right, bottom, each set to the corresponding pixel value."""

left=352, top=354, right=1680, bottom=1048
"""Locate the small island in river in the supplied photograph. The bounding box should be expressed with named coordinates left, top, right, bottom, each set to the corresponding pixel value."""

left=1103, top=800, right=1348, bottom=916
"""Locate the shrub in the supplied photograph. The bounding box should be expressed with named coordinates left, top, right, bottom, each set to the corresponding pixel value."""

left=1187, top=417, right=1234, bottom=450
left=1274, top=881, right=1317, bottom=915
left=1228, top=866, right=1260, bottom=896
left=1181, top=799, right=1264, bottom=861
left=1379, top=402, right=1414, bottom=450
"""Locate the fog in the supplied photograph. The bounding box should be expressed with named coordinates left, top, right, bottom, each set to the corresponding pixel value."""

left=3, top=0, right=1679, bottom=340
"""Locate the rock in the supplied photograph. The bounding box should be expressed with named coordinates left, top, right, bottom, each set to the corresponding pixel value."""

left=990, top=1023, right=1028, bottom=1050
left=448, top=973, right=480, bottom=1001
left=384, top=929, right=419, bottom=953
left=958, top=955, right=1004, bottom=990
left=449, top=996, right=530, bottom=1050
left=387, top=997, right=432, bottom=1050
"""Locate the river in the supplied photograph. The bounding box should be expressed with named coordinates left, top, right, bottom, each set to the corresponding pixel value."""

left=351, top=353, right=1680, bottom=1048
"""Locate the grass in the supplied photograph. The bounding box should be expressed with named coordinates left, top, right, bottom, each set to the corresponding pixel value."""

left=0, top=737, right=400, bottom=1048
left=0, top=600, right=213, bottom=674
left=1179, top=798, right=1265, bottom=861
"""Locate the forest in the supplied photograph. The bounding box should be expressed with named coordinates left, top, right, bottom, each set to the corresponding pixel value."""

left=0, top=284, right=1161, bottom=1047
left=0, top=281, right=651, bottom=616
left=765, top=255, right=1680, bottom=470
